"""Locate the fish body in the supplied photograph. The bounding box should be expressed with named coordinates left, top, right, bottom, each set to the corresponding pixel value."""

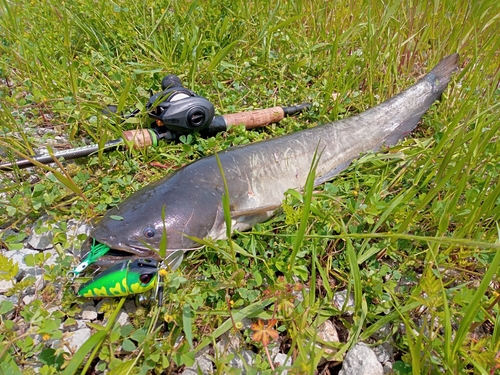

left=83, top=54, right=459, bottom=267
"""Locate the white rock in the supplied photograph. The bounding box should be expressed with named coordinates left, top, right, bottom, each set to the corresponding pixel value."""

left=0, top=280, right=15, bottom=293
left=317, top=320, right=340, bottom=355
left=215, top=332, right=241, bottom=354
left=23, top=274, right=45, bottom=298
left=333, top=290, right=355, bottom=316
left=371, top=323, right=393, bottom=341
left=66, top=220, right=92, bottom=252
left=230, top=350, right=254, bottom=373
left=274, top=352, right=292, bottom=373
left=339, top=343, right=383, bottom=375
left=23, top=295, right=37, bottom=305
left=373, top=343, right=393, bottom=364
left=66, top=328, right=92, bottom=352
left=215, top=333, right=254, bottom=373
left=67, top=219, right=92, bottom=238
left=27, top=219, right=54, bottom=250
left=383, top=361, right=393, bottom=374
left=27, top=234, right=53, bottom=250
left=0, top=294, right=18, bottom=305
left=270, top=344, right=280, bottom=358
left=44, top=249, right=59, bottom=267
left=240, top=317, right=253, bottom=330
left=116, top=311, right=130, bottom=326
left=81, top=305, right=98, bottom=321
left=181, top=346, right=213, bottom=375
left=123, top=300, right=138, bottom=314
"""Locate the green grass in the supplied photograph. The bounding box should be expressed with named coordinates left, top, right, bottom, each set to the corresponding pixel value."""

left=1, top=0, right=499, bottom=373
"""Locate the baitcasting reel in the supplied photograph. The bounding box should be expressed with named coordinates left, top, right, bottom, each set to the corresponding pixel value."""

left=145, top=74, right=215, bottom=140
left=115, top=74, right=216, bottom=148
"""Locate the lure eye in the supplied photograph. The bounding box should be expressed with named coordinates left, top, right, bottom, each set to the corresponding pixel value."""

left=140, top=273, right=153, bottom=284
left=143, top=226, right=156, bottom=238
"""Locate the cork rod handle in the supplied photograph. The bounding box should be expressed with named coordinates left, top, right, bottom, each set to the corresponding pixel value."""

left=222, top=106, right=285, bottom=129
left=122, top=129, right=155, bottom=149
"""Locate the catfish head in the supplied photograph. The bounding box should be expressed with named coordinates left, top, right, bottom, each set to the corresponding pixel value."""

left=81, top=160, right=225, bottom=269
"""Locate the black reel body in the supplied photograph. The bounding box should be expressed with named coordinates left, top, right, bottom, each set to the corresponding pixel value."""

left=147, top=82, right=215, bottom=140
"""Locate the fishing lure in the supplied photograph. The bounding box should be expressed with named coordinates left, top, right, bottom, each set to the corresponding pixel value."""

left=70, top=240, right=111, bottom=275
left=78, top=258, right=158, bottom=297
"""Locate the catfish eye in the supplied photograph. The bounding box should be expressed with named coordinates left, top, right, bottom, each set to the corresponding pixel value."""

left=143, top=226, right=156, bottom=238
left=140, top=273, right=153, bottom=284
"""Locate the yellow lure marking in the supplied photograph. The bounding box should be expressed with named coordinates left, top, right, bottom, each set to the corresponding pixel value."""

left=82, top=290, right=95, bottom=298
left=130, top=279, right=156, bottom=294
left=110, top=281, right=127, bottom=295
left=130, top=282, right=143, bottom=294
left=122, top=278, right=129, bottom=293
left=84, top=286, right=108, bottom=297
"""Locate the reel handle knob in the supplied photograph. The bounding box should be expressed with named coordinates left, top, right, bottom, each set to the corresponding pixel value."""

left=161, top=74, right=183, bottom=90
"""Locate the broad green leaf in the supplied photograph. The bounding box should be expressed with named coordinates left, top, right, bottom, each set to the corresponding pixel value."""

left=0, top=300, right=14, bottom=314
left=183, top=304, right=194, bottom=348
left=0, top=255, right=18, bottom=281
left=107, top=359, right=135, bottom=375
left=122, top=338, right=137, bottom=352
left=62, top=330, right=107, bottom=375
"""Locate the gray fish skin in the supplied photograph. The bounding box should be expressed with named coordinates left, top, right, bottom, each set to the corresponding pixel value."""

left=83, top=54, right=459, bottom=266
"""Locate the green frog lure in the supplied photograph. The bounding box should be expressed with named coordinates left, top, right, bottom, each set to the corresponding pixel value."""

left=78, top=258, right=159, bottom=298
left=71, top=240, right=167, bottom=298
left=72, top=239, right=183, bottom=298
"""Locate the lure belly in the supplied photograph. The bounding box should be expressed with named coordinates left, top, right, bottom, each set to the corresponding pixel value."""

left=78, top=258, right=158, bottom=297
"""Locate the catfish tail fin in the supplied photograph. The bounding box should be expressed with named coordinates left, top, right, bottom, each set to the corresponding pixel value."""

left=424, top=53, right=460, bottom=94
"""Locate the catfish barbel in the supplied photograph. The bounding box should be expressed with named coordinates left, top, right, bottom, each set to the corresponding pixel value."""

left=81, top=54, right=459, bottom=269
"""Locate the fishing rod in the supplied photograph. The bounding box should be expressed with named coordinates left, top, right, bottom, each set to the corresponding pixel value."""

left=0, top=74, right=310, bottom=171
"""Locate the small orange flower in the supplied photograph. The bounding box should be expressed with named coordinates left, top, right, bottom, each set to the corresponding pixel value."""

left=251, top=319, right=279, bottom=347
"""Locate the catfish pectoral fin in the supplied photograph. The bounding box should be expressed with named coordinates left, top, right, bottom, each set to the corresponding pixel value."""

left=206, top=204, right=281, bottom=241
left=314, top=159, right=353, bottom=186
left=231, top=204, right=281, bottom=218
left=165, top=250, right=185, bottom=270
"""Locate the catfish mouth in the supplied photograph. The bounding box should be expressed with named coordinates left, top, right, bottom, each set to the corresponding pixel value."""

left=80, top=230, right=204, bottom=266
left=80, top=237, right=159, bottom=261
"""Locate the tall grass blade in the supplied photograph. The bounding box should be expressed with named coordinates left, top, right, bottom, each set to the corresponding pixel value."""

left=63, top=297, right=126, bottom=375
left=451, top=244, right=500, bottom=358
left=206, top=40, right=243, bottom=73
left=61, top=330, right=107, bottom=375
left=214, top=152, right=237, bottom=267
left=286, top=150, right=320, bottom=281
